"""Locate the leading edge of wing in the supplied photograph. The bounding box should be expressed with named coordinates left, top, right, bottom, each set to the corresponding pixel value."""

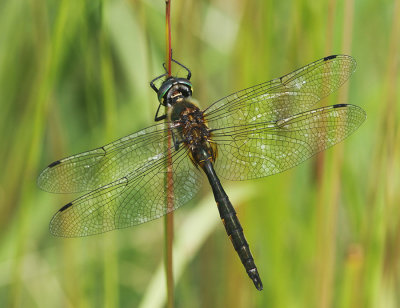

left=203, top=55, right=356, bottom=119
left=48, top=145, right=202, bottom=237
left=37, top=122, right=169, bottom=194
left=211, top=103, right=366, bottom=181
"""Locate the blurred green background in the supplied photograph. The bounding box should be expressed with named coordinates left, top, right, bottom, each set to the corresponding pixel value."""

left=1, top=0, right=399, bottom=307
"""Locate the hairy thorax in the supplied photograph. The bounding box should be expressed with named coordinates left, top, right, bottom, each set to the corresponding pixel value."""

left=168, top=98, right=217, bottom=168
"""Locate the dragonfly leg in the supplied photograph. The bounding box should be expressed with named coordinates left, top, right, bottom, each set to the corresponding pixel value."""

left=150, top=73, right=168, bottom=93
left=171, top=58, right=191, bottom=80
left=154, top=103, right=167, bottom=122
left=171, top=131, right=181, bottom=151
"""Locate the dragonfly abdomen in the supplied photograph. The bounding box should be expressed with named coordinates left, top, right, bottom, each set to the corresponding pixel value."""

left=202, top=160, right=263, bottom=291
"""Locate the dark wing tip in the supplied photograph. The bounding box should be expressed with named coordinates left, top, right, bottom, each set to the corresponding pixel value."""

left=49, top=202, right=74, bottom=237
left=48, top=160, right=61, bottom=168
left=324, top=55, right=338, bottom=61
left=333, top=103, right=367, bottom=120
left=59, top=202, right=73, bottom=212
left=333, top=103, right=349, bottom=108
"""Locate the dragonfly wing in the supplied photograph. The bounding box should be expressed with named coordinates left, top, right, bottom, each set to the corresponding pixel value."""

left=38, top=123, right=171, bottom=193
left=49, top=146, right=203, bottom=237
left=211, top=104, right=366, bottom=180
left=204, top=55, right=356, bottom=127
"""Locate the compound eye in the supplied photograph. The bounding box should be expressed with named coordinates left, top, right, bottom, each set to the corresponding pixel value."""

left=158, top=85, right=171, bottom=104
left=182, top=87, right=192, bottom=98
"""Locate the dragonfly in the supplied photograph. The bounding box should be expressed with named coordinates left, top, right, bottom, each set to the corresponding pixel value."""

left=38, top=55, right=366, bottom=291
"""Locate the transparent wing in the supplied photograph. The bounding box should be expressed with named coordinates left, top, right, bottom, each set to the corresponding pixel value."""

left=204, top=55, right=356, bottom=127
left=49, top=146, right=203, bottom=237
left=211, top=104, right=366, bottom=180
left=38, top=123, right=171, bottom=193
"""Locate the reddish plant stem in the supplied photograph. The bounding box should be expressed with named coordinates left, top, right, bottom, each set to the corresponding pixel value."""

left=164, top=1, right=174, bottom=308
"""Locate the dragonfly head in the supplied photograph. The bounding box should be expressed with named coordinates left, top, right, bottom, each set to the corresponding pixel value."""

left=158, top=77, right=193, bottom=107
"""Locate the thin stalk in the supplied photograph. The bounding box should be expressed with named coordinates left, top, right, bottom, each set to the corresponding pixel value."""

left=315, top=1, right=338, bottom=307
left=166, top=0, right=172, bottom=76
left=164, top=1, right=174, bottom=308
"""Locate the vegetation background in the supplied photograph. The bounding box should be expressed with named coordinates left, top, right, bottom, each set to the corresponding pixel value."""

left=0, top=0, right=399, bottom=307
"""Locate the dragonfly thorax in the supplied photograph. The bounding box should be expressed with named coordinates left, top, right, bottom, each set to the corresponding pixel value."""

left=169, top=99, right=217, bottom=167
left=158, top=77, right=193, bottom=107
